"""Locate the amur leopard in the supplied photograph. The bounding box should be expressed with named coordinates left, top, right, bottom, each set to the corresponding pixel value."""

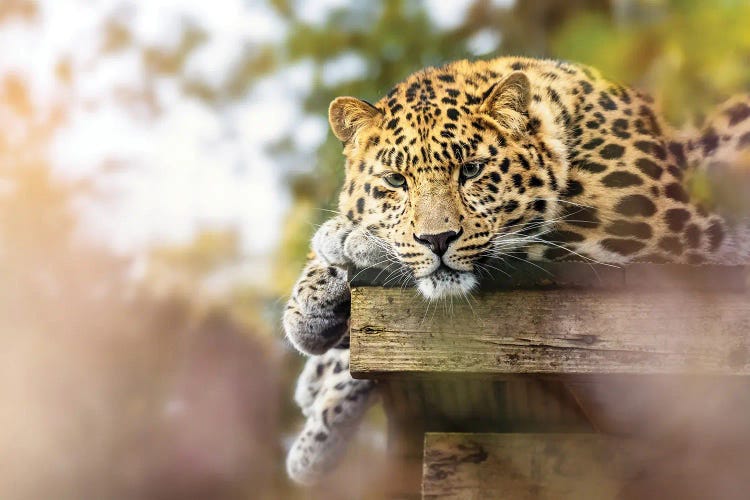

left=283, top=56, right=750, bottom=484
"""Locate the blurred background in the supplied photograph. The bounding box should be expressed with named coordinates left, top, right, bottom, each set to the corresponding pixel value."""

left=1, top=0, right=749, bottom=498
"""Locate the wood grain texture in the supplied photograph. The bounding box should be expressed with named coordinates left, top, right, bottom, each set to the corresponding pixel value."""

left=422, top=433, right=652, bottom=500
left=350, top=287, right=750, bottom=377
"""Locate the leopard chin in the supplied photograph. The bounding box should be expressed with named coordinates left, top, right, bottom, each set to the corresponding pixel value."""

left=416, top=266, right=478, bottom=299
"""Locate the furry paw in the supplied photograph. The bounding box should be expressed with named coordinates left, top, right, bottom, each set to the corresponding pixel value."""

left=313, top=215, right=394, bottom=270
left=312, top=216, right=354, bottom=266
left=283, top=261, right=350, bottom=355
left=343, top=227, right=393, bottom=269
left=286, top=349, right=377, bottom=485
left=284, top=216, right=401, bottom=355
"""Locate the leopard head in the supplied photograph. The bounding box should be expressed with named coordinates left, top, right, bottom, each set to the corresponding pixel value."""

left=330, top=66, right=568, bottom=298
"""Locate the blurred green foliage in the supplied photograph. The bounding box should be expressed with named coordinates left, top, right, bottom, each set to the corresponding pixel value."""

left=554, top=0, right=750, bottom=123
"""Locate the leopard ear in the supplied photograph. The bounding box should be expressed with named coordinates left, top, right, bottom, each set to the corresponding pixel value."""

left=329, top=97, right=382, bottom=143
left=479, top=72, right=530, bottom=136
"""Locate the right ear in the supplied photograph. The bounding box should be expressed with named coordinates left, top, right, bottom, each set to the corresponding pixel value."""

left=479, top=72, right=530, bottom=137
left=328, top=97, right=382, bottom=143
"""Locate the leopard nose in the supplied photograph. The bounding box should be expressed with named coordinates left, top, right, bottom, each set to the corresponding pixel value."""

left=413, top=229, right=461, bottom=257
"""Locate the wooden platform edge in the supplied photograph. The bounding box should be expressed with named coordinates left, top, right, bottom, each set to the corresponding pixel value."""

left=350, top=286, right=750, bottom=378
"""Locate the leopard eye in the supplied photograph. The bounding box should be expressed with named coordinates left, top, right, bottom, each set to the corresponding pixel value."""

left=383, top=172, right=406, bottom=188
left=461, top=161, right=484, bottom=180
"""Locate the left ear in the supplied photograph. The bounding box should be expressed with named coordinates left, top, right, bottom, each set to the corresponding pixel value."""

left=329, top=97, right=382, bottom=144
left=479, top=71, right=530, bottom=137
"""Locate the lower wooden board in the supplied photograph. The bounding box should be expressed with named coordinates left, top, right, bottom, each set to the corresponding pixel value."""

left=350, top=287, right=750, bottom=378
left=422, top=431, right=750, bottom=500
left=422, top=433, right=653, bottom=500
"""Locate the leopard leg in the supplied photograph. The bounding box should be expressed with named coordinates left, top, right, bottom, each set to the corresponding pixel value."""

left=293, top=338, right=350, bottom=416
left=285, top=215, right=401, bottom=484
left=293, top=352, right=327, bottom=417
left=283, top=258, right=350, bottom=355
left=284, top=216, right=397, bottom=355
left=286, top=347, right=377, bottom=485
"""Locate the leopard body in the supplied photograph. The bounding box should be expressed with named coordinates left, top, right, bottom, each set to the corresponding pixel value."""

left=283, top=56, right=750, bottom=484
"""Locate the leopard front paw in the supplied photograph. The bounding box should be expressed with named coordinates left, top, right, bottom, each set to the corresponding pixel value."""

left=312, top=216, right=353, bottom=266
left=313, top=215, right=395, bottom=270
left=343, top=227, right=393, bottom=269
left=283, top=261, right=350, bottom=355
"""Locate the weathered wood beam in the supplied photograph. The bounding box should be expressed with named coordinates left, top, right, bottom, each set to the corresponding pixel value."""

left=422, top=433, right=653, bottom=499
left=349, top=264, right=750, bottom=378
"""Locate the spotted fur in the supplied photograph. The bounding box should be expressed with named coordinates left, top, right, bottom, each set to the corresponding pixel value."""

left=285, top=56, right=750, bottom=484
left=286, top=347, right=376, bottom=485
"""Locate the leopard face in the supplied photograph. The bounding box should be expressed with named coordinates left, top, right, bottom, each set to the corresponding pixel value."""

left=330, top=67, right=568, bottom=298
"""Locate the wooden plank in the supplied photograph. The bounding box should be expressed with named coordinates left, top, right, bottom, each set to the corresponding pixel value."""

left=422, top=433, right=651, bottom=500
left=349, top=286, right=750, bottom=377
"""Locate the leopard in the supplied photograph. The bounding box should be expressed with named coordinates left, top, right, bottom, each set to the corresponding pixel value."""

left=283, top=56, right=750, bottom=485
